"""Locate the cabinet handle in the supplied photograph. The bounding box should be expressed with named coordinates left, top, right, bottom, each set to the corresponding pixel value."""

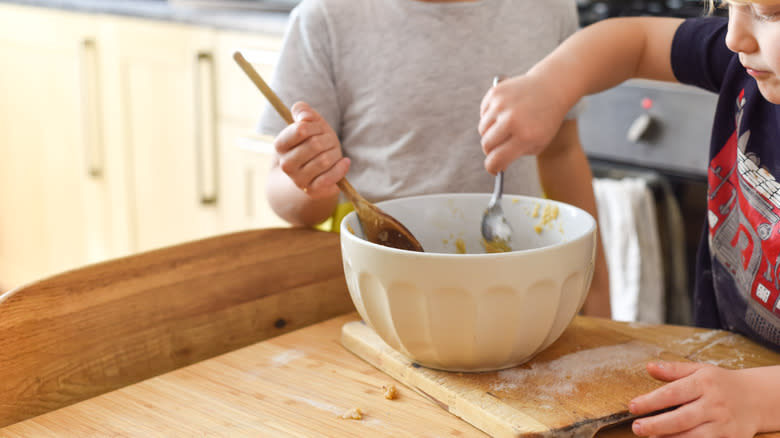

left=195, top=51, right=218, bottom=205
left=80, top=38, right=103, bottom=178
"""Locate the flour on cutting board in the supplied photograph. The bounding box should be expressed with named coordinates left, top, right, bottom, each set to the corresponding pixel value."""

left=491, top=342, right=663, bottom=395
left=694, top=335, right=749, bottom=368
left=672, top=330, right=720, bottom=345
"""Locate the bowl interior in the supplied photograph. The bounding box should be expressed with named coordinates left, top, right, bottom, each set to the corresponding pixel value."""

left=341, top=193, right=594, bottom=255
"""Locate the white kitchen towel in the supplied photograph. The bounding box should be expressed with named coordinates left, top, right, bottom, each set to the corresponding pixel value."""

left=594, top=177, right=665, bottom=323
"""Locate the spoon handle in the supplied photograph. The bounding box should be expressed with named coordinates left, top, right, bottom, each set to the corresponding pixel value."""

left=235, top=51, right=369, bottom=207
left=234, top=52, right=294, bottom=125
left=336, top=179, right=368, bottom=210
left=488, top=75, right=506, bottom=209
left=489, top=171, right=504, bottom=208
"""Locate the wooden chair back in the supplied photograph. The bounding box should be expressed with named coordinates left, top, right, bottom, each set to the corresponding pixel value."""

left=0, top=227, right=353, bottom=427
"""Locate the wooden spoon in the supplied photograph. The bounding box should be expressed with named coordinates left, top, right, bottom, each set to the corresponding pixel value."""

left=234, top=52, right=424, bottom=252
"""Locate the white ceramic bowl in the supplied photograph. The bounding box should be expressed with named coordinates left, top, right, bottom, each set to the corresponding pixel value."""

left=340, top=193, right=596, bottom=372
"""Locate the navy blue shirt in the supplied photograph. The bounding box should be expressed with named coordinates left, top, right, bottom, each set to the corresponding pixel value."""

left=672, top=17, right=780, bottom=351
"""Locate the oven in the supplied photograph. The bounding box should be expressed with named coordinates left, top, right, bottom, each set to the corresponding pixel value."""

left=577, top=0, right=726, bottom=26
left=575, top=1, right=719, bottom=325
left=580, top=79, right=714, bottom=325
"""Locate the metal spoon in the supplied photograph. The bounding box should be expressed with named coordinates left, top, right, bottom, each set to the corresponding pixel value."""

left=480, top=76, right=513, bottom=253
left=234, top=52, right=424, bottom=252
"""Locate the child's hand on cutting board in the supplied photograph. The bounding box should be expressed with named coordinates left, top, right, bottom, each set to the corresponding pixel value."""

left=628, top=361, right=780, bottom=437
left=273, top=101, right=350, bottom=199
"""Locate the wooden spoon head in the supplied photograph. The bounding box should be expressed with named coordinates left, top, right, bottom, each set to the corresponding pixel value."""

left=356, top=203, right=424, bottom=252
left=337, top=178, right=423, bottom=252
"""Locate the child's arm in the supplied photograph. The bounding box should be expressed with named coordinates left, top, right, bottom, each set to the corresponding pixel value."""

left=629, top=362, right=780, bottom=436
left=265, top=102, right=350, bottom=227
left=479, top=17, right=684, bottom=175
left=536, top=120, right=611, bottom=318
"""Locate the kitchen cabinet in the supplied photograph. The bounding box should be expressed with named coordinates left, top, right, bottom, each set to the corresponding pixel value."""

left=215, top=31, right=287, bottom=232
left=0, top=4, right=287, bottom=290
left=218, top=128, right=288, bottom=232
left=99, top=17, right=222, bottom=252
left=0, top=5, right=125, bottom=289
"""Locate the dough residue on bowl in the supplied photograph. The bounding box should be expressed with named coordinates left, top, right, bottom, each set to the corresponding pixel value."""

left=481, top=237, right=511, bottom=253
left=455, top=238, right=467, bottom=254
left=533, top=203, right=560, bottom=234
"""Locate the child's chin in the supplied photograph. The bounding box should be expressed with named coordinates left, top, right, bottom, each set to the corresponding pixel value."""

left=756, top=81, right=780, bottom=105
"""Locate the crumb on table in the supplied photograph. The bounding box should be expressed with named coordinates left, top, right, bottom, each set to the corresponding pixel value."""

left=382, top=384, right=398, bottom=400
left=340, top=407, right=363, bottom=420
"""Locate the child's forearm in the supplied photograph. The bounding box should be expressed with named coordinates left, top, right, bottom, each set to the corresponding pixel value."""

left=266, top=165, right=339, bottom=227
left=527, top=17, right=683, bottom=112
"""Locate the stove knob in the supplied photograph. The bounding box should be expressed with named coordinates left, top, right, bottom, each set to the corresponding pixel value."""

left=627, top=113, right=653, bottom=143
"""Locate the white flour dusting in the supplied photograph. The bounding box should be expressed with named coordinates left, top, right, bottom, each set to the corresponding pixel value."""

left=491, top=343, right=662, bottom=395
left=289, top=395, right=385, bottom=427
left=702, top=350, right=745, bottom=368
left=271, top=349, right=305, bottom=367
left=696, top=335, right=748, bottom=368
left=290, top=395, right=344, bottom=415
left=673, top=330, right=721, bottom=345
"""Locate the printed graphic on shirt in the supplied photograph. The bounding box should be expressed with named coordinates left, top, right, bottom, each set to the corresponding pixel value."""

left=707, top=89, right=780, bottom=344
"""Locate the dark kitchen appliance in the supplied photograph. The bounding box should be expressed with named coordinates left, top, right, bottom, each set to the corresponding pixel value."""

left=580, top=80, right=714, bottom=325
left=576, top=1, right=718, bottom=325
left=577, top=0, right=726, bottom=27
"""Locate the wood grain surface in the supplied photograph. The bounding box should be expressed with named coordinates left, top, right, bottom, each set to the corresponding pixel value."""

left=2, top=312, right=779, bottom=437
left=342, top=317, right=780, bottom=438
left=0, top=227, right=353, bottom=427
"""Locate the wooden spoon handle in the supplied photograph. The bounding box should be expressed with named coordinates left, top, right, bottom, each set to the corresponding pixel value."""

left=235, top=50, right=366, bottom=205
left=233, top=51, right=294, bottom=125
left=336, top=178, right=367, bottom=210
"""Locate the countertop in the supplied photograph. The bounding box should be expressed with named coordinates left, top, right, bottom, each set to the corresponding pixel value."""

left=0, top=0, right=290, bottom=34
left=4, top=312, right=780, bottom=437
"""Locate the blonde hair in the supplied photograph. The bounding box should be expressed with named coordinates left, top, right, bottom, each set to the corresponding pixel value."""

left=709, top=0, right=780, bottom=11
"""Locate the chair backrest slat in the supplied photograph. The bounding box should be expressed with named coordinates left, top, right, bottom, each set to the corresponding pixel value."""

left=0, top=227, right=352, bottom=427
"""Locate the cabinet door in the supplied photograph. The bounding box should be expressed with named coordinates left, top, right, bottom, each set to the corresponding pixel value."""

left=215, top=31, right=288, bottom=231
left=101, top=18, right=219, bottom=252
left=215, top=32, right=281, bottom=124
left=0, top=5, right=116, bottom=289
left=218, top=124, right=288, bottom=231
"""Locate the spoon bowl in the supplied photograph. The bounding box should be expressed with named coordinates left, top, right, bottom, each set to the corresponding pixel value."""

left=481, top=171, right=513, bottom=252
left=234, top=51, right=424, bottom=252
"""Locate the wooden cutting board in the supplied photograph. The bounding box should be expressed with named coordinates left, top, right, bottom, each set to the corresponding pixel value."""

left=341, top=317, right=760, bottom=438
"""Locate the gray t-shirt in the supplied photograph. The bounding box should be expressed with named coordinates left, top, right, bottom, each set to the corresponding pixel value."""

left=259, top=0, right=580, bottom=202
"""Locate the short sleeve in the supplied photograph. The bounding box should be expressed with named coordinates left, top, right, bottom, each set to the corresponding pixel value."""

left=671, top=16, right=732, bottom=93
left=257, top=0, right=342, bottom=137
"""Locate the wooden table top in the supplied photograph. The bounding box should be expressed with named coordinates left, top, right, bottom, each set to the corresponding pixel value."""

left=2, top=312, right=779, bottom=438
